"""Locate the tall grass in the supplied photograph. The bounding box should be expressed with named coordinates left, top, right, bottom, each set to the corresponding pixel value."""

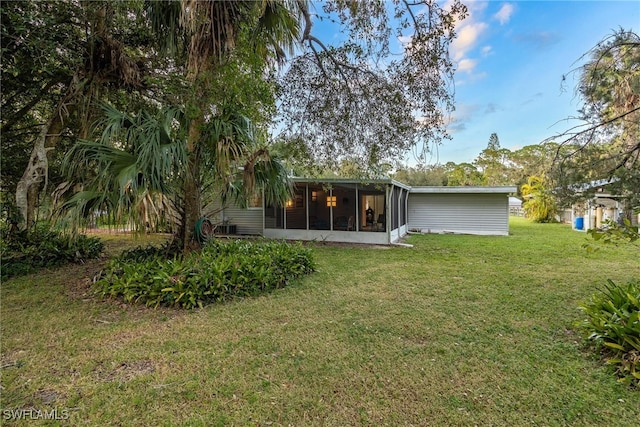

left=1, top=218, right=638, bottom=426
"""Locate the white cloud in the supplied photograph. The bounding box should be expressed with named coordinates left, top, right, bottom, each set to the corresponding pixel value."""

left=451, top=22, right=488, bottom=61
left=493, top=3, right=514, bottom=25
left=455, top=70, right=487, bottom=87
left=513, top=31, right=561, bottom=50
left=448, top=2, right=494, bottom=78
left=481, top=45, right=493, bottom=56
left=446, top=102, right=479, bottom=133
left=457, top=58, right=478, bottom=73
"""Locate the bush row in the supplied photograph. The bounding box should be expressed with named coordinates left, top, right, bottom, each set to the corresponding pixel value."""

left=578, top=278, right=640, bottom=387
left=1, top=226, right=104, bottom=280
left=94, top=239, right=316, bottom=309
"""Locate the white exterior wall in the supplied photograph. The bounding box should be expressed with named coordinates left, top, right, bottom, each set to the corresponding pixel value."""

left=220, top=206, right=263, bottom=235
left=203, top=199, right=263, bottom=235
left=408, top=193, right=510, bottom=236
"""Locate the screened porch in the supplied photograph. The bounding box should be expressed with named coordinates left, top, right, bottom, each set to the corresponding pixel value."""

left=263, top=179, right=409, bottom=244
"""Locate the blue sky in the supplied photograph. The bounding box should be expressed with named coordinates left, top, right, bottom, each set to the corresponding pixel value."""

left=430, top=0, right=640, bottom=165
left=302, top=1, right=639, bottom=166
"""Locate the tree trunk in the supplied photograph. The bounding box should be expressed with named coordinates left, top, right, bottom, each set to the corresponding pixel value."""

left=182, top=119, right=203, bottom=251
left=15, top=110, right=67, bottom=229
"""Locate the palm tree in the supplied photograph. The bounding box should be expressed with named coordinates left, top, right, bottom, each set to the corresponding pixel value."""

left=144, top=0, right=303, bottom=249
left=59, top=104, right=187, bottom=232
left=521, top=175, right=558, bottom=223
left=60, top=103, right=292, bottom=244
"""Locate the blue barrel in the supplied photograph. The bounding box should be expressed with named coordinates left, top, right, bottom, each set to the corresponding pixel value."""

left=575, top=217, right=584, bottom=230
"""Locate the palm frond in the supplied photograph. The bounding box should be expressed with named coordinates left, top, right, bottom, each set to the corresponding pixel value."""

left=145, top=0, right=184, bottom=55
left=59, top=105, right=188, bottom=232
left=254, top=153, right=293, bottom=207
left=255, top=0, right=303, bottom=64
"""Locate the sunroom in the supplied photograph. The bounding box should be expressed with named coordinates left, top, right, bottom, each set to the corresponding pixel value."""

left=262, top=178, right=410, bottom=244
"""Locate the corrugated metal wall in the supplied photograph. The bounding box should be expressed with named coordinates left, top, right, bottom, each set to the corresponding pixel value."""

left=221, top=206, right=263, bottom=235
left=203, top=199, right=263, bottom=235
left=408, top=193, right=509, bottom=235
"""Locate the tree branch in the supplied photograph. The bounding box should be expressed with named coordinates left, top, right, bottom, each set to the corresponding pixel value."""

left=1, top=76, right=69, bottom=134
left=296, top=0, right=378, bottom=88
left=551, top=106, right=640, bottom=145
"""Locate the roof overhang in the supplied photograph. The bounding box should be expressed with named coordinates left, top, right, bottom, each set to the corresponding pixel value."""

left=290, top=177, right=411, bottom=190
left=409, top=186, right=517, bottom=194
left=289, top=178, right=515, bottom=194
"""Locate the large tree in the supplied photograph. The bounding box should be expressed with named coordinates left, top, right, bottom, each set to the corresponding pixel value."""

left=2, top=1, right=148, bottom=229
left=60, top=103, right=291, bottom=243
left=473, top=133, right=515, bottom=186
left=136, top=0, right=467, bottom=248
left=6, top=0, right=469, bottom=250
left=444, top=161, right=485, bottom=186
left=142, top=0, right=303, bottom=249
left=277, top=0, right=467, bottom=170
left=552, top=29, right=640, bottom=207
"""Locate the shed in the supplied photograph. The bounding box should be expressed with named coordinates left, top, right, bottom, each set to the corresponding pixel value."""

left=509, top=196, right=522, bottom=208
left=407, top=186, right=517, bottom=236
left=509, top=196, right=523, bottom=216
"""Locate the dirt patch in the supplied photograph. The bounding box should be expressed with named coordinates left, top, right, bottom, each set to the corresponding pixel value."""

left=33, top=389, right=65, bottom=405
left=95, top=359, right=156, bottom=383
left=59, top=260, right=109, bottom=300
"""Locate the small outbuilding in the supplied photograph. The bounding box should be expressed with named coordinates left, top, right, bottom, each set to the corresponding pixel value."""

left=509, top=196, right=523, bottom=216
left=408, top=186, right=517, bottom=236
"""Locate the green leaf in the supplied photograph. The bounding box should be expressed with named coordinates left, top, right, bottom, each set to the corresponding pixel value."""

left=604, top=342, right=627, bottom=351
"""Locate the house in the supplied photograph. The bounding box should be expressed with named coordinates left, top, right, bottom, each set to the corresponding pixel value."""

left=509, top=196, right=523, bottom=216
left=567, top=179, right=635, bottom=231
left=210, top=178, right=517, bottom=244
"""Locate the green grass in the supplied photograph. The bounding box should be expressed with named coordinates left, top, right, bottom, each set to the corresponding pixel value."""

left=1, top=218, right=639, bottom=426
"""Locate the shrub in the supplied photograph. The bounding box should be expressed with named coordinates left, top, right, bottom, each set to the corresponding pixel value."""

left=94, top=239, right=316, bottom=309
left=118, top=239, right=182, bottom=262
left=1, top=225, right=104, bottom=280
left=577, top=279, right=640, bottom=387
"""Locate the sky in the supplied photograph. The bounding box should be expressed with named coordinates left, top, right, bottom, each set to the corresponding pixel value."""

left=306, top=0, right=639, bottom=167
left=426, top=0, right=640, bottom=165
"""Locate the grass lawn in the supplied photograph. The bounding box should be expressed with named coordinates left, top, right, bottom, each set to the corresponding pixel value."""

left=1, top=217, right=639, bottom=426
